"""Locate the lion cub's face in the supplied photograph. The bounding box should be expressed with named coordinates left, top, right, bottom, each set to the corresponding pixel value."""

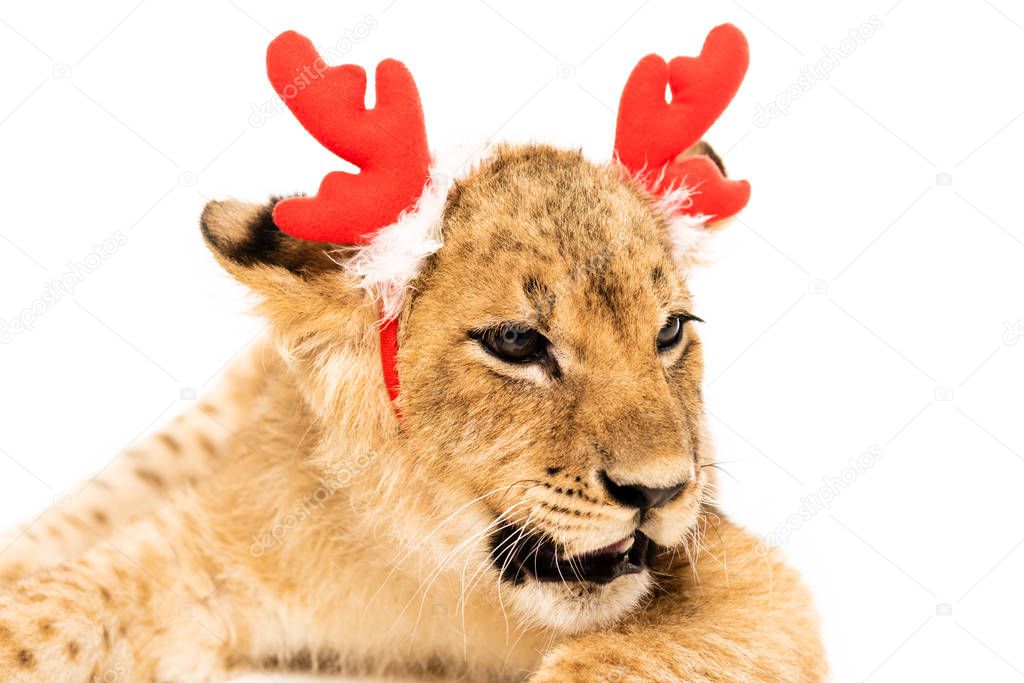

left=399, top=145, right=710, bottom=631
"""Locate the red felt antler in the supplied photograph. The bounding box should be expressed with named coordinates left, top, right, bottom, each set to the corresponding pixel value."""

left=614, top=24, right=750, bottom=221
left=266, top=31, right=431, bottom=244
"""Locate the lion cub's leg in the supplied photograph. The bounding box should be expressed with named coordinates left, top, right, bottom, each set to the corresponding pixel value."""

left=0, top=338, right=268, bottom=583
left=0, top=502, right=234, bottom=682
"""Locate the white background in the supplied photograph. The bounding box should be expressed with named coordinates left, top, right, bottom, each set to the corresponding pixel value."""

left=1, top=1, right=1023, bottom=681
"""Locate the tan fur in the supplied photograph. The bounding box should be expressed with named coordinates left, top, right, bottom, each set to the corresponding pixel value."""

left=0, top=347, right=266, bottom=582
left=0, top=144, right=825, bottom=681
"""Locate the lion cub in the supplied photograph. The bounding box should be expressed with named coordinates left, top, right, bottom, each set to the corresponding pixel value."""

left=0, top=143, right=824, bottom=681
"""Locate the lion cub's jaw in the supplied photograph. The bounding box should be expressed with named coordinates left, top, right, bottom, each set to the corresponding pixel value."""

left=397, top=145, right=712, bottom=632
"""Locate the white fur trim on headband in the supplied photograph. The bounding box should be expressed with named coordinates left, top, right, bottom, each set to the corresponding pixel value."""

left=653, top=183, right=716, bottom=270
left=341, top=168, right=450, bottom=321
left=340, top=144, right=498, bottom=321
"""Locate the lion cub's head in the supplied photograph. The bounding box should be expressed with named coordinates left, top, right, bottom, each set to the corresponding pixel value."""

left=202, top=142, right=727, bottom=633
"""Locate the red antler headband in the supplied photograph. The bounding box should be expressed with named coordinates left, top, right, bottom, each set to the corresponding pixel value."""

left=265, top=25, right=750, bottom=412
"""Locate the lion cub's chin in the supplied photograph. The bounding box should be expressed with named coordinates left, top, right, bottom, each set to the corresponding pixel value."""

left=508, top=571, right=653, bottom=635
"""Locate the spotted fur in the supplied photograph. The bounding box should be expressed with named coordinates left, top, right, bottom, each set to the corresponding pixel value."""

left=0, top=143, right=825, bottom=681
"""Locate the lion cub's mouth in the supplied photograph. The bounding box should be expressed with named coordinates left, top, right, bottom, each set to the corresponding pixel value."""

left=489, top=526, right=654, bottom=585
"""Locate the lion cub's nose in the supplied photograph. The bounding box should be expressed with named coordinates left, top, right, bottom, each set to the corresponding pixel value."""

left=599, top=471, right=686, bottom=510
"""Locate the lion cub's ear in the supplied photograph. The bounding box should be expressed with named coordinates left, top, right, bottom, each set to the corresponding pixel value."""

left=200, top=198, right=365, bottom=318
left=200, top=198, right=337, bottom=279
left=680, top=140, right=727, bottom=176
left=200, top=197, right=388, bottom=424
left=657, top=140, right=740, bottom=269
left=677, top=140, right=738, bottom=233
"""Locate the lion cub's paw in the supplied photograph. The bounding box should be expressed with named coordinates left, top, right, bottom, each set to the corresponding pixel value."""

left=529, top=637, right=688, bottom=683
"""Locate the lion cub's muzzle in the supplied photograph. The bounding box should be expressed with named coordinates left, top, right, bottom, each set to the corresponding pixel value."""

left=488, top=472, right=689, bottom=585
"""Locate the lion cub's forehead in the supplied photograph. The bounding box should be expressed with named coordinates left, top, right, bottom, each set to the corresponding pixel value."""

left=430, top=145, right=684, bottom=316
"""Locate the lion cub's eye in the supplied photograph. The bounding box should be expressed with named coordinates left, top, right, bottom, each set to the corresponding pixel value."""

left=475, top=325, right=548, bottom=363
left=657, top=314, right=701, bottom=351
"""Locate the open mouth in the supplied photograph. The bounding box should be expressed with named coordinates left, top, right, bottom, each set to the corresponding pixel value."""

left=490, top=526, right=655, bottom=585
